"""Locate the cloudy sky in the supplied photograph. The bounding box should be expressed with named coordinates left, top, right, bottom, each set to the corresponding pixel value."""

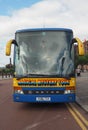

left=0, top=0, right=88, bottom=67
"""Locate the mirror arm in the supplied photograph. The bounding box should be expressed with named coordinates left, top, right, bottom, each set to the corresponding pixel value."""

left=72, top=37, right=85, bottom=55
left=6, top=39, right=17, bottom=56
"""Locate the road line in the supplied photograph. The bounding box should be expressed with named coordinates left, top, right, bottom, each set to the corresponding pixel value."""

left=66, top=104, right=87, bottom=130
left=69, top=103, right=88, bottom=127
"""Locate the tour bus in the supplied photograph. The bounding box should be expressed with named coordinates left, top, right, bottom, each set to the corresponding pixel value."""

left=5, top=28, right=84, bottom=102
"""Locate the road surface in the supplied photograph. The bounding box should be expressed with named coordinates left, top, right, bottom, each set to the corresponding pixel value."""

left=0, top=79, right=88, bottom=130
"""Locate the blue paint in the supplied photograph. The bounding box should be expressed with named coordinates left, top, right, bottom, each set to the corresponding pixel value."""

left=13, top=93, right=75, bottom=103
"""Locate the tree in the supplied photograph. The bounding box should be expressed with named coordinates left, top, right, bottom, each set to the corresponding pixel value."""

left=75, top=54, right=88, bottom=68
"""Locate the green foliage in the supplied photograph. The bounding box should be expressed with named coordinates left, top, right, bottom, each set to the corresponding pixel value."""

left=0, top=66, right=14, bottom=75
left=75, top=54, right=88, bottom=67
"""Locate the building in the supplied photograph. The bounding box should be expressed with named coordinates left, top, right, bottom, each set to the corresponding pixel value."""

left=83, top=40, right=88, bottom=54
left=74, top=40, right=88, bottom=55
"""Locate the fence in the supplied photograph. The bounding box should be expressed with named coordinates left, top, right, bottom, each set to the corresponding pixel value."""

left=0, top=73, right=13, bottom=79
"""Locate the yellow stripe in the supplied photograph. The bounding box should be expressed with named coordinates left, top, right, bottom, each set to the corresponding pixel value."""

left=69, top=103, right=88, bottom=127
left=66, top=104, right=87, bottom=130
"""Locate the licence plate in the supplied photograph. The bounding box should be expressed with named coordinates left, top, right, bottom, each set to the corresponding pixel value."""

left=36, top=97, right=51, bottom=101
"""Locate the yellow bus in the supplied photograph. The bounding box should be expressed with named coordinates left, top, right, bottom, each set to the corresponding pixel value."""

left=6, top=28, right=84, bottom=102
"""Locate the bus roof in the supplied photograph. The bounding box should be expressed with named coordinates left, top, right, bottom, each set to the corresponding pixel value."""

left=16, top=28, right=73, bottom=33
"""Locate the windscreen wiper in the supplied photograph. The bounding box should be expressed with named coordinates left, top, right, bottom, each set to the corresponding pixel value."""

left=16, top=74, right=60, bottom=79
left=16, top=74, right=40, bottom=80
left=16, top=73, right=71, bottom=80
left=16, top=73, right=52, bottom=80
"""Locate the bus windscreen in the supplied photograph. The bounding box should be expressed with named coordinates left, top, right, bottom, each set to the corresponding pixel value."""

left=15, top=31, right=74, bottom=77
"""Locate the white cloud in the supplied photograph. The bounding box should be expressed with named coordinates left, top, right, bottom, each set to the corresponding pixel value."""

left=0, top=0, right=88, bottom=66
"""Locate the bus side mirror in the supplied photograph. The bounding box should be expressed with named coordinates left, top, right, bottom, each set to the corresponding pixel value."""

left=72, top=37, right=85, bottom=56
left=5, top=39, right=17, bottom=56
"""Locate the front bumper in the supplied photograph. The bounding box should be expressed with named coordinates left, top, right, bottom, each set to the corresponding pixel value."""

left=13, top=93, right=75, bottom=103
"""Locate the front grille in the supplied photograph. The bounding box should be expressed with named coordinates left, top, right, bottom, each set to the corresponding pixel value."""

left=23, top=90, right=64, bottom=95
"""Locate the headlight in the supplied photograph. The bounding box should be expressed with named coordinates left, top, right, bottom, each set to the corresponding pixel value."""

left=14, top=90, right=24, bottom=94
left=64, top=90, right=71, bottom=94
left=64, top=90, right=75, bottom=94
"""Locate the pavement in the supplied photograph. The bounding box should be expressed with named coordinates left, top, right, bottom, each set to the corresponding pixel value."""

left=76, top=71, right=88, bottom=112
left=0, top=76, right=12, bottom=80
